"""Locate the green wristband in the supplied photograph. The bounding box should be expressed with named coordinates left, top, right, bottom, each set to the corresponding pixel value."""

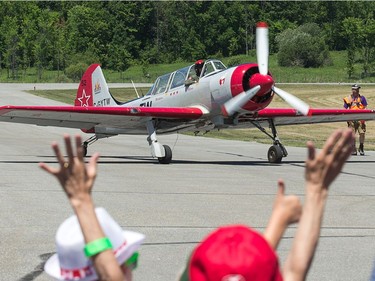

left=84, top=237, right=113, bottom=257
left=125, top=252, right=139, bottom=269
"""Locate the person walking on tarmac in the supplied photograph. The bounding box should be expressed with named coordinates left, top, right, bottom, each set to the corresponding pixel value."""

left=343, top=84, right=368, bottom=155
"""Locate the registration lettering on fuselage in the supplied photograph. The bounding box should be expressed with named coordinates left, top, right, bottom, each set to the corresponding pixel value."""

left=94, top=98, right=111, bottom=106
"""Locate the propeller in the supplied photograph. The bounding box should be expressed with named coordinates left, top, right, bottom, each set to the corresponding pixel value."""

left=273, top=86, right=310, bottom=115
left=222, top=86, right=261, bottom=117
left=256, top=22, right=310, bottom=115
left=256, top=22, right=269, bottom=75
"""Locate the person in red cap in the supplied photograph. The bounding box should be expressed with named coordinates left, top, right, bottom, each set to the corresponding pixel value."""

left=179, top=128, right=354, bottom=281
left=185, top=60, right=205, bottom=86
left=194, top=60, right=204, bottom=78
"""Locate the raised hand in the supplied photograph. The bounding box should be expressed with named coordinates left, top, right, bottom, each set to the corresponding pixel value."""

left=305, top=128, right=354, bottom=192
left=274, top=179, right=302, bottom=225
left=39, top=134, right=100, bottom=206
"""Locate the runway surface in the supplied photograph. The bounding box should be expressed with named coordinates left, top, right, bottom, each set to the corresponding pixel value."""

left=0, top=84, right=374, bottom=281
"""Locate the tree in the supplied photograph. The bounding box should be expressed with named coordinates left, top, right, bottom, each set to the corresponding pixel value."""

left=34, top=9, right=60, bottom=80
left=1, top=16, right=20, bottom=79
left=358, top=17, right=375, bottom=78
left=342, top=17, right=361, bottom=79
left=106, top=2, right=142, bottom=70
left=66, top=4, right=109, bottom=66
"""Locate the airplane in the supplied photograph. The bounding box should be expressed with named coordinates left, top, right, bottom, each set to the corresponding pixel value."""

left=1, top=22, right=375, bottom=164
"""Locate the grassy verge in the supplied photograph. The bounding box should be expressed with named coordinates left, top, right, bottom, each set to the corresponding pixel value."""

left=4, top=50, right=375, bottom=83
left=28, top=84, right=375, bottom=150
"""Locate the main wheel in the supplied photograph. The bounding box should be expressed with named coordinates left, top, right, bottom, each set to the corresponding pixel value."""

left=158, top=145, right=172, bottom=164
left=268, top=145, right=283, bottom=163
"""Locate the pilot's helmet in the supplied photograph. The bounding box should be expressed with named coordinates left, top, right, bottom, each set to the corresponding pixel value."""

left=194, top=59, right=204, bottom=70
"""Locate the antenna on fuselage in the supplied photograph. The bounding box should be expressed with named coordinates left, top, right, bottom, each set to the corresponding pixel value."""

left=131, top=80, right=140, bottom=98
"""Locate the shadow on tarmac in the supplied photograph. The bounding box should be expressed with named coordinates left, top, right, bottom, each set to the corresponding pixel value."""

left=1, top=156, right=375, bottom=167
left=18, top=253, right=54, bottom=281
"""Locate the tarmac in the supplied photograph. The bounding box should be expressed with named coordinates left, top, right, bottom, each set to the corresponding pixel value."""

left=0, top=84, right=374, bottom=281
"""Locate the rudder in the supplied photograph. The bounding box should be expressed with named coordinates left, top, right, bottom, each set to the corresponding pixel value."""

left=75, top=64, right=118, bottom=107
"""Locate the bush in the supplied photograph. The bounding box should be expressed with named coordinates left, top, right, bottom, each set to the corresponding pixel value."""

left=226, top=57, right=243, bottom=67
left=276, top=23, right=331, bottom=68
left=65, top=62, right=88, bottom=81
left=55, top=73, right=71, bottom=83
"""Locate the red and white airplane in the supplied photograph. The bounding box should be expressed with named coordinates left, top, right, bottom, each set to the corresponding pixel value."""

left=1, top=22, right=374, bottom=164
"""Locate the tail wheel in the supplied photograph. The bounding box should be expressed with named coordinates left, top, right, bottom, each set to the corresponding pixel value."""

left=82, top=143, right=88, bottom=157
left=268, top=145, right=283, bottom=163
left=158, top=145, right=172, bottom=164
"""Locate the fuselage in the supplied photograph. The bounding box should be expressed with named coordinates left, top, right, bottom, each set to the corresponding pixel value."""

left=122, top=59, right=275, bottom=133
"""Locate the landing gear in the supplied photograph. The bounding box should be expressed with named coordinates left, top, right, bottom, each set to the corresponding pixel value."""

left=146, top=120, right=172, bottom=164
left=82, top=134, right=113, bottom=157
left=268, top=145, right=283, bottom=163
left=83, top=143, right=88, bottom=156
left=251, top=119, right=288, bottom=163
left=82, top=135, right=99, bottom=157
left=158, top=145, right=172, bottom=164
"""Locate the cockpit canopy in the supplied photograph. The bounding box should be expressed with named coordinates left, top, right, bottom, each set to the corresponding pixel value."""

left=146, top=59, right=227, bottom=96
left=201, top=59, right=226, bottom=77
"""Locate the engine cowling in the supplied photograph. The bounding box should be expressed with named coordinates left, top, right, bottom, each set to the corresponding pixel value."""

left=229, top=63, right=275, bottom=112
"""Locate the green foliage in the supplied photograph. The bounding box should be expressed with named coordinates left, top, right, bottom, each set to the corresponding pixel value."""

left=341, top=17, right=370, bottom=79
left=226, top=57, right=243, bottom=67
left=276, top=23, right=331, bottom=68
left=65, top=62, right=88, bottom=81
left=0, top=2, right=374, bottom=80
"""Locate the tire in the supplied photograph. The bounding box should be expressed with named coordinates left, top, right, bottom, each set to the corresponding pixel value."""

left=158, top=145, right=172, bottom=164
left=82, top=143, right=88, bottom=157
left=268, top=145, right=283, bottom=163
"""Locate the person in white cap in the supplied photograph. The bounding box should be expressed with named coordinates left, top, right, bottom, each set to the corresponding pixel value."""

left=40, top=134, right=145, bottom=281
left=343, top=84, right=368, bottom=155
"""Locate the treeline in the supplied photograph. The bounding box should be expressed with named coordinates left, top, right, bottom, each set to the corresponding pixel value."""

left=0, top=1, right=374, bottom=81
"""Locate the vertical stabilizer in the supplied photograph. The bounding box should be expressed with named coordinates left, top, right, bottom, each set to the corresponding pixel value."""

left=75, top=64, right=118, bottom=107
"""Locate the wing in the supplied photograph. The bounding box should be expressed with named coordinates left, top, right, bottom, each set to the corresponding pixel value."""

left=237, top=108, right=375, bottom=127
left=0, top=105, right=206, bottom=133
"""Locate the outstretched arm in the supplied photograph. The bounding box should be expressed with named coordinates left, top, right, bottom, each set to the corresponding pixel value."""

left=282, top=129, right=354, bottom=281
left=264, top=179, right=302, bottom=250
left=39, top=134, right=125, bottom=281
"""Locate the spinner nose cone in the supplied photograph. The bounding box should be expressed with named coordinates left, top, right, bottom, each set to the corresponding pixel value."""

left=249, top=73, right=274, bottom=96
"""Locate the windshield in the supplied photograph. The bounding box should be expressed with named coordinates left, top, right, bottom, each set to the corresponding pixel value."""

left=150, top=73, right=172, bottom=95
left=202, top=60, right=227, bottom=77
left=213, top=60, right=226, bottom=70
left=170, top=66, right=190, bottom=89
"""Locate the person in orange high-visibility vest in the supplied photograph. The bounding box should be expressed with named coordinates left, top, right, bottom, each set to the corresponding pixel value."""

left=343, top=84, right=368, bottom=155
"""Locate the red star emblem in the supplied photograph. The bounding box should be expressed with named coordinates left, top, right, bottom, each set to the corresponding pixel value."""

left=77, top=89, right=91, bottom=107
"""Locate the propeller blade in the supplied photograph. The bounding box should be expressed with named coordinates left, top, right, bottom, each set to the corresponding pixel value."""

left=222, top=86, right=261, bottom=116
left=256, top=22, right=269, bottom=75
left=273, top=86, right=310, bottom=116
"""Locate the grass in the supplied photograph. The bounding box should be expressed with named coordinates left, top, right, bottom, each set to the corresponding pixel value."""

left=203, top=84, right=375, bottom=150
left=4, top=50, right=375, bottom=83
left=28, top=84, right=375, bottom=151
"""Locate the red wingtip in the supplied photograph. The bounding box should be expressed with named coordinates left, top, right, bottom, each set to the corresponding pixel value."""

left=257, top=22, right=268, bottom=28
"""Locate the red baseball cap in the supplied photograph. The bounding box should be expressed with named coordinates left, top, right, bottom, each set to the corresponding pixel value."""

left=180, top=225, right=283, bottom=281
left=195, top=60, right=204, bottom=66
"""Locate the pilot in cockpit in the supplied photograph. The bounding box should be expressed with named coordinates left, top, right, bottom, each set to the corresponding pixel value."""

left=185, top=59, right=204, bottom=86
left=194, top=59, right=204, bottom=78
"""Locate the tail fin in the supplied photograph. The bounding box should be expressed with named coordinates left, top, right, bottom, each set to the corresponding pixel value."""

left=75, top=64, right=118, bottom=107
